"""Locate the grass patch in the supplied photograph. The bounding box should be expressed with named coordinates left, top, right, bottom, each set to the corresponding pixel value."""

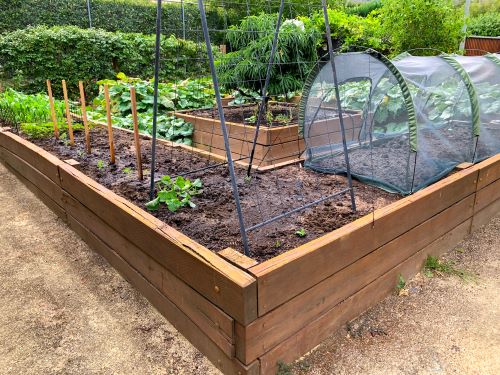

left=423, top=255, right=475, bottom=281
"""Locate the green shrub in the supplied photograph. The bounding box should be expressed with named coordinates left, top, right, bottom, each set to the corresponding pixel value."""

left=217, top=14, right=321, bottom=95
left=0, top=0, right=225, bottom=42
left=311, top=8, right=388, bottom=52
left=469, top=0, right=500, bottom=17
left=345, top=0, right=382, bottom=17
left=468, top=12, right=500, bottom=37
left=379, top=0, right=463, bottom=55
left=0, top=26, right=207, bottom=98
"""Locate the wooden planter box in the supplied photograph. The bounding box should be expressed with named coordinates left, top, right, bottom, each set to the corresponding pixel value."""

left=1, top=126, right=499, bottom=375
left=175, top=108, right=362, bottom=167
left=465, top=36, right=500, bottom=56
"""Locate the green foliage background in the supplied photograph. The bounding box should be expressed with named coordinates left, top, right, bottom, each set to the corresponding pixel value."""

left=468, top=12, right=500, bottom=37
left=0, top=26, right=208, bottom=98
left=378, top=0, right=464, bottom=54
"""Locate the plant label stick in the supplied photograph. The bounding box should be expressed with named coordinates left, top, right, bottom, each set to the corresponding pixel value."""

left=130, top=86, right=143, bottom=180
left=78, top=81, right=91, bottom=153
left=104, top=84, right=116, bottom=164
left=61, top=79, right=75, bottom=146
left=46, top=80, right=59, bottom=139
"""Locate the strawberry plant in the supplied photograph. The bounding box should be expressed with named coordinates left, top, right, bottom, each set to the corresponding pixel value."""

left=146, top=175, right=203, bottom=212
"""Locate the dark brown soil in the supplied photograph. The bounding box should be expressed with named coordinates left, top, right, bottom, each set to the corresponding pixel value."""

left=190, top=102, right=299, bottom=127
left=20, top=126, right=398, bottom=262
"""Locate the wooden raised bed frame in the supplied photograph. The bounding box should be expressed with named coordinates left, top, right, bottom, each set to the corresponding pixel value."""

left=1, top=126, right=499, bottom=375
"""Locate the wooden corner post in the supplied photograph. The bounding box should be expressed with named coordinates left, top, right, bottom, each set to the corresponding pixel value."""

left=78, top=81, right=91, bottom=153
left=61, top=80, right=75, bottom=146
left=46, top=80, right=59, bottom=139
left=129, top=86, right=143, bottom=180
left=103, top=84, right=116, bottom=164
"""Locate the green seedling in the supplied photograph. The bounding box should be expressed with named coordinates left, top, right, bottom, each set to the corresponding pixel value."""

left=96, top=159, right=105, bottom=170
left=274, top=240, right=282, bottom=248
left=295, top=228, right=307, bottom=237
left=122, top=167, right=132, bottom=175
left=276, top=360, right=293, bottom=375
left=396, top=274, right=406, bottom=290
left=146, top=175, right=202, bottom=213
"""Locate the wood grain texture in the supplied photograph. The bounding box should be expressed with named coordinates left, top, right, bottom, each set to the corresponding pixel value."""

left=218, top=248, right=258, bottom=270
left=1, top=161, right=67, bottom=222
left=236, top=195, right=475, bottom=364
left=0, top=146, right=64, bottom=207
left=63, top=192, right=234, bottom=356
left=471, top=197, right=500, bottom=232
left=0, top=131, right=62, bottom=184
left=68, top=215, right=259, bottom=375
left=249, top=167, right=479, bottom=316
left=57, top=163, right=257, bottom=324
left=475, top=178, right=500, bottom=213
left=258, top=218, right=473, bottom=375
left=476, top=154, right=500, bottom=190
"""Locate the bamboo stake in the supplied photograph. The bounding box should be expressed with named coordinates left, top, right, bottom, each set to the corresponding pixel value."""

left=46, top=80, right=59, bottom=139
left=103, top=84, right=116, bottom=164
left=78, top=81, right=91, bottom=153
left=130, top=86, right=143, bottom=180
left=61, top=80, right=75, bottom=146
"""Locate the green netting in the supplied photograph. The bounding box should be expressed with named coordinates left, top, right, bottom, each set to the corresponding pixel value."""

left=300, top=49, right=497, bottom=195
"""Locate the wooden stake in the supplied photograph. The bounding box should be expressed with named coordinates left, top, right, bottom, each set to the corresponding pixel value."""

left=104, top=84, right=116, bottom=164
left=46, top=80, right=59, bottom=139
left=61, top=80, right=75, bottom=146
left=130, top=86, right=143, bottom=180
left=78, top=81, right=91, bottom=153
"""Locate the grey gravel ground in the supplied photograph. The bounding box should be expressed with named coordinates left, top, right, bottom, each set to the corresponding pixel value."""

left=0, top=161, right=498, bottom=375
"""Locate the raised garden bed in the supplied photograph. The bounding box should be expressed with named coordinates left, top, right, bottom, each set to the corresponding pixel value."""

left=175, top=103, right=362, bottom=167
left=1, top=125, right=499, bottom=375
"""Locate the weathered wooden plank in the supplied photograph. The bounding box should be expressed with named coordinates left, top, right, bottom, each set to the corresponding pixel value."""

left=258, top=218, right=472, bottom=375
left=249, top=167, right=479, bottom=316
left=0, top=131, right=62, bottom=184
left=0, top=146, right=64, bottom=207
left=62, top=192, right=234, bottom=356
left=471, top=197, right=500, bottom=232
left=57, top=163, right=257, bottom=324
left=237, top=195, right=475, bottom=364
left=475, top=178, right=500, bottom=213
left=218, top=248, right=258, bottom=270
left=67, top=215, right=259, bottom=375
left=476, top=153, right=500, bottom=190
left=1, top=161, right=67, bottom=222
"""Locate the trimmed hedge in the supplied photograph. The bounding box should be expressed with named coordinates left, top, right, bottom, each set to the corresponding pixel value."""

left=0, top=26, right=208, bottom=98
left=0, top=0, right=225, bottom=42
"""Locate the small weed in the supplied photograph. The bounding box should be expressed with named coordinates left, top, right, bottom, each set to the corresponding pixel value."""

left=244, top=175, right=252, bottom=183
left=276, top=360, right=293, bottom=375
left=424, top=255, right=474, bottom=280
left=76, top=150, right=84, bottom=158
left=122, top=167, right=132, bottom=175
left=295, top=228, right=307, bottom=237
left=274, top=240, right=282, bottom=248
left=396, top=274, right=406, bottom=291
left=96, top=159, right=105, bottom=170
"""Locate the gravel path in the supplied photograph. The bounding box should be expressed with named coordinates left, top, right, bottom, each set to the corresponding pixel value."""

left=0, top=161, right=498, bottom=375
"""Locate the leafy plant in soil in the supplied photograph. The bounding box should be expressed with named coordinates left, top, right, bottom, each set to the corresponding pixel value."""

left=146, top=175, right=203, bottom=213
left=295, top=228, right=307, bottom=237
left=423, top=255, right=474, bottom=280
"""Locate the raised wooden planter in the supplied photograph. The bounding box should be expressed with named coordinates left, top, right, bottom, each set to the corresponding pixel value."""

left=1, top=126, right=499, bottom=375
left=465, top=36, right=500, bottom=56
left=175, top=107, right=362, bottom=167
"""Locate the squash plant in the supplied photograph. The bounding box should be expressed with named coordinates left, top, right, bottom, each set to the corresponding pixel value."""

left=146, top=175, right=203, bottom=212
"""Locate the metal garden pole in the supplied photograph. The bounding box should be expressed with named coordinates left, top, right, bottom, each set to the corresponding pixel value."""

left=246, top=0, right=285, bottom=176
left=181, top=0, right=186, bottom=40
left=86, top=0, right=92, bottom=28
left=149, top=0, right=163, bottom=200
left=197, top=0, right=251, bottom=256
left=321, top=0, right=357, bottom=212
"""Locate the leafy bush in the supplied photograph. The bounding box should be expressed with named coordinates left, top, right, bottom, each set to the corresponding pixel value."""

left=345, top=0, right=382, bottom=17
left=378, top=0, right=463, bottom=55
left=0, top=26, right=207, bottom=98
left=217, top=14, right=321, bottom=95
left=0, top=0, right=225, bottom=42
left=468, top=12, right=500, bottom=37
left=311, top=8, right=388, bottom=52
left=468, top=0, right=500, bottom=17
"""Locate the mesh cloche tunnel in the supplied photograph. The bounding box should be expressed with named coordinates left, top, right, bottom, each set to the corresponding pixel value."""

left=299, top=49, right=500, bottom=195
